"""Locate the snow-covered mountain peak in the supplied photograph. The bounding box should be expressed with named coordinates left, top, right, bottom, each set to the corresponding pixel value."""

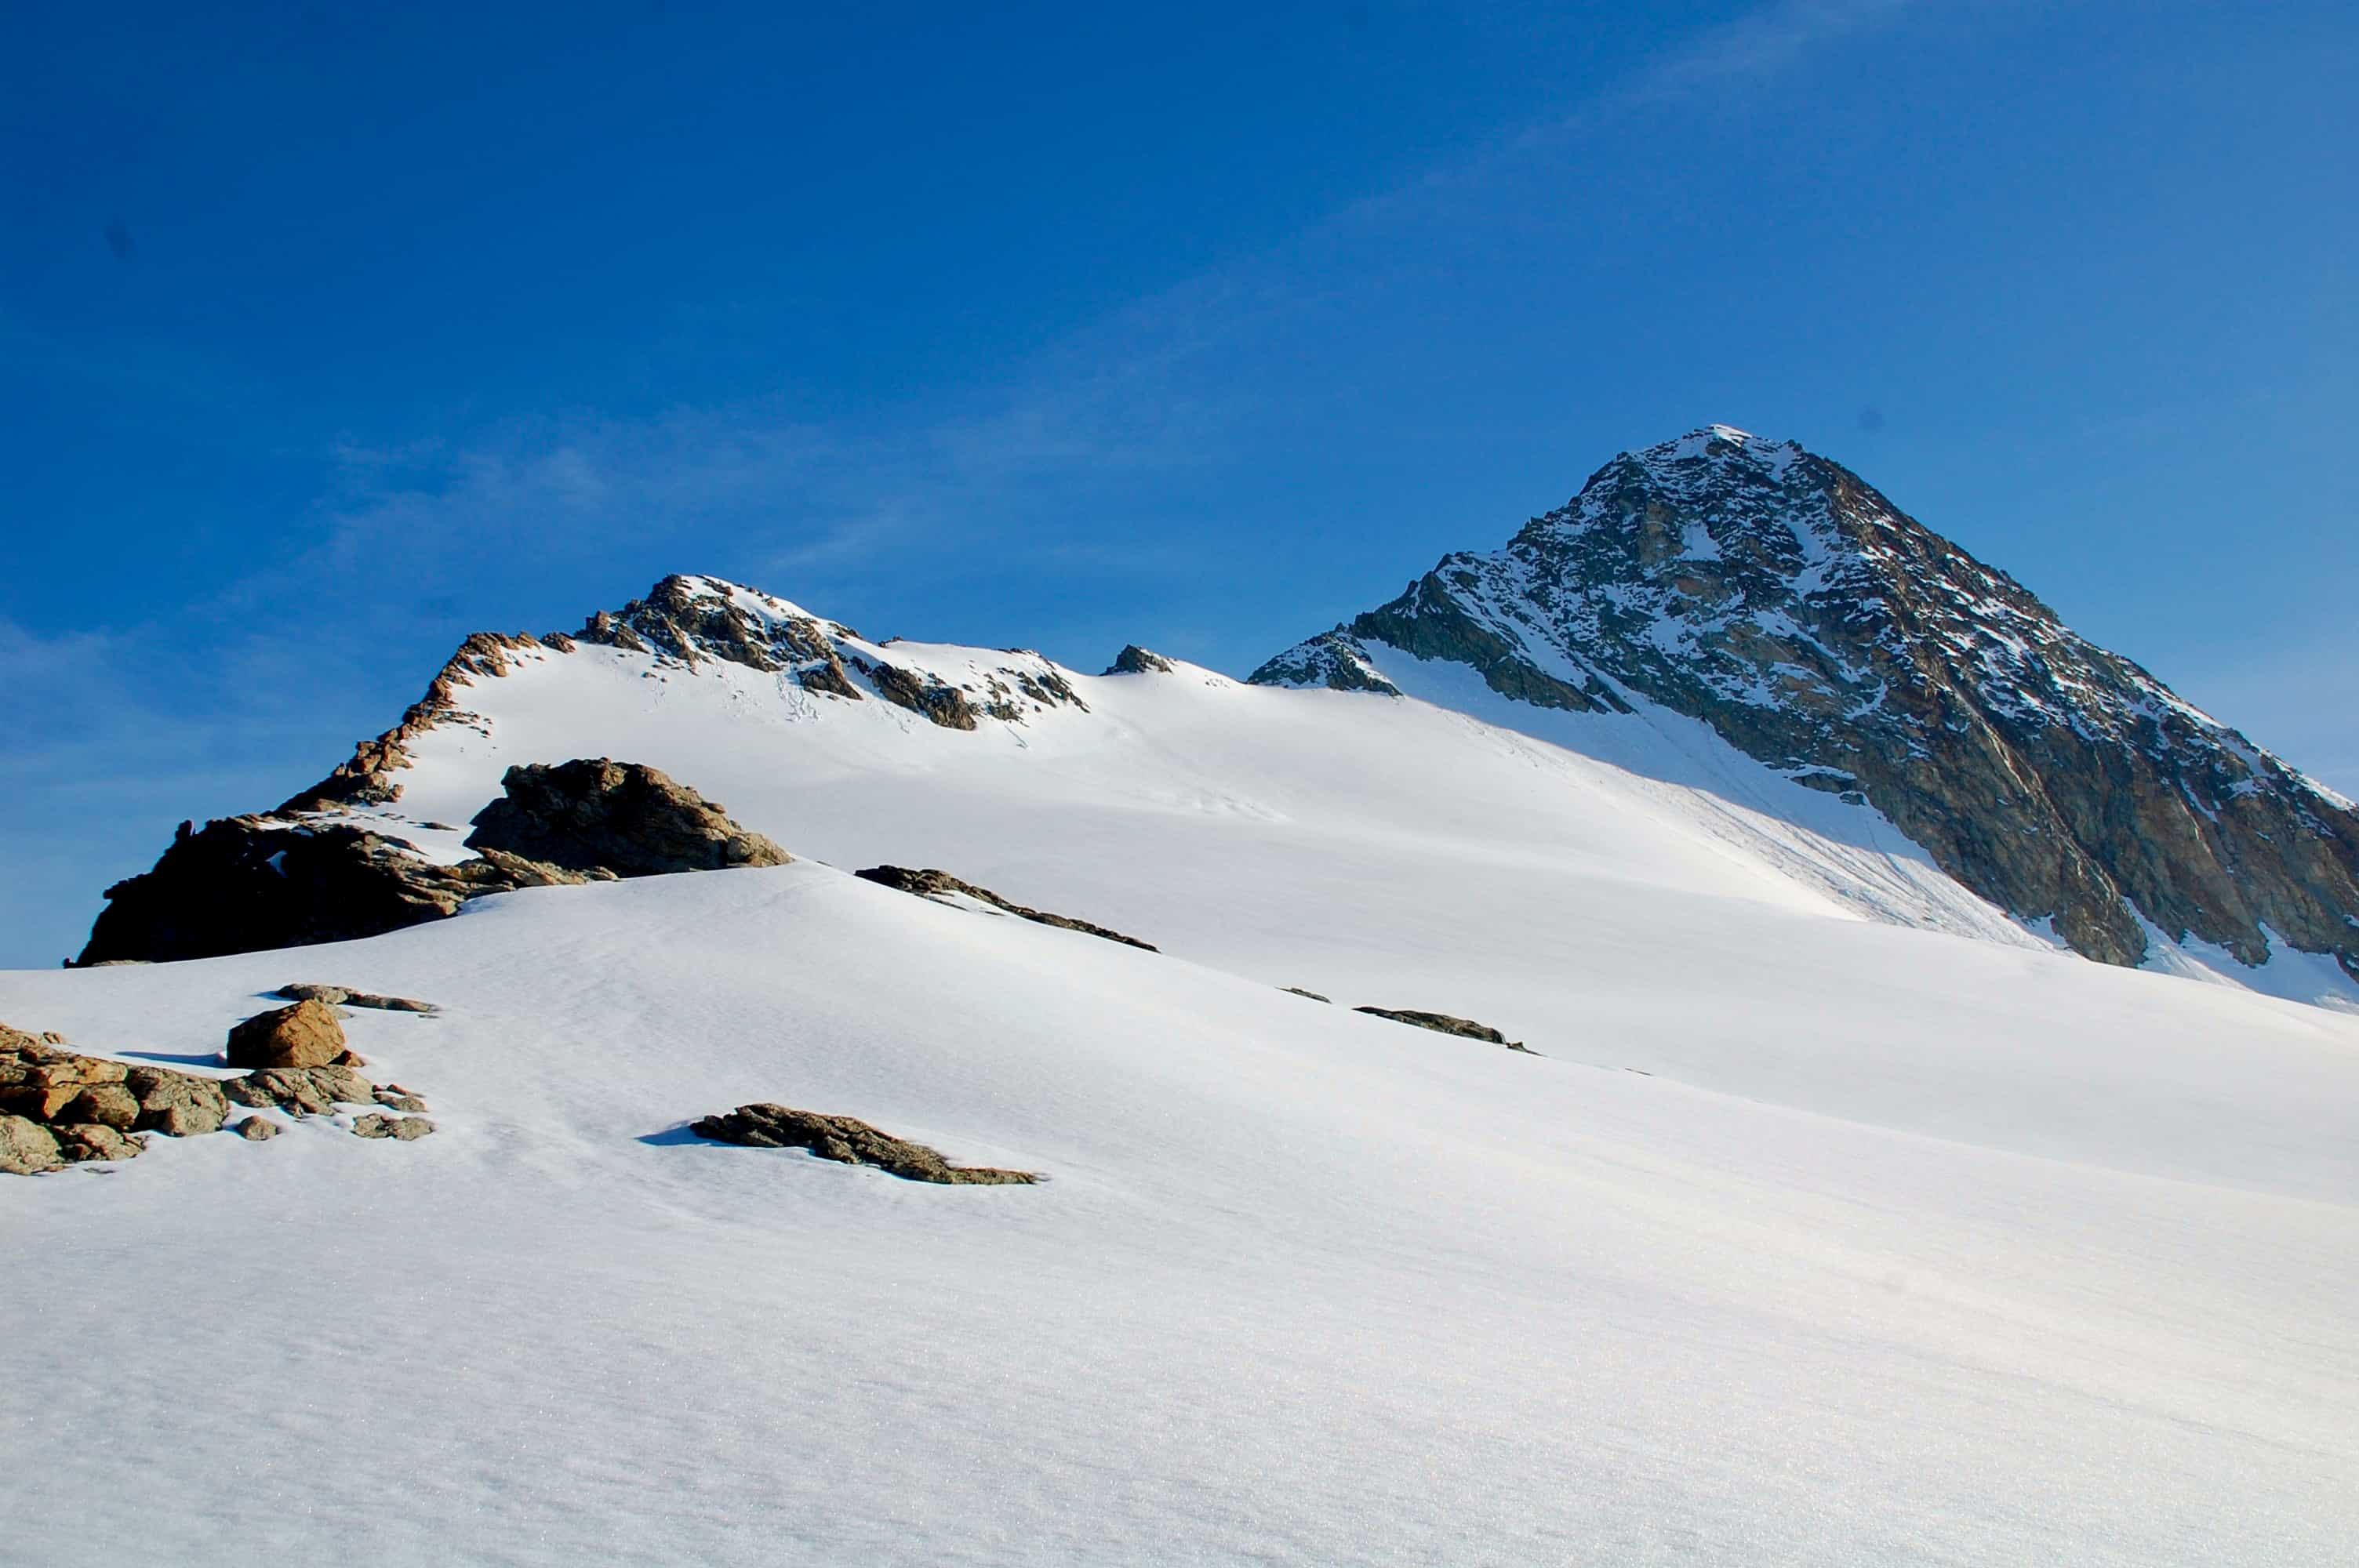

left=1256, top=430, right=2359, bottom=988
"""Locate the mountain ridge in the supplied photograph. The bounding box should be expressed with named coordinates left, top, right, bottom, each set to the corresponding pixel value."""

left=1252, top=426, right=2359, bottom=979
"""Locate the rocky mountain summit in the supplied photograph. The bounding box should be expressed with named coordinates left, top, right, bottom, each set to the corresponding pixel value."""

left=1255, top=426, right=2359, bottom=976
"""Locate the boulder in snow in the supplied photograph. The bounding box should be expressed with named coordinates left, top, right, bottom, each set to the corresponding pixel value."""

left=691, top=1103, right=1036, bottom=1185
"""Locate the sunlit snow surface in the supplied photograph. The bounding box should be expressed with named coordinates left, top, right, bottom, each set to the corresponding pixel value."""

left=6, top=640, right=2358, bottom=1563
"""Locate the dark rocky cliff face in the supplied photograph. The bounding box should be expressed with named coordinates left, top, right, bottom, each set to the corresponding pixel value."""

left=1252, top=426, right=2359, bottom=976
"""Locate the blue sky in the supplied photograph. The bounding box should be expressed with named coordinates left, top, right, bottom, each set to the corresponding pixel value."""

left=4, top=0, right=2354, bottom=966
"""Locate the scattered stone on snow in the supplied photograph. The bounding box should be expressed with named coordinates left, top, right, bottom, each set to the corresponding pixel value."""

left=1282, top=987, right=1332, bottom=1003
left=853, top=866, right=1158, bottom=952
left=351, top=1112, right=434, bottom=1141
left=1354, top=1007, right=1535, bottom=1053
left=4, top=1013, right=431, bottom=1173
left=272, top=983, right=440, bottom=1014
left=223, top=1064, right=378, bottom=1118
left=690, top=1103, right=1037, bottom=1185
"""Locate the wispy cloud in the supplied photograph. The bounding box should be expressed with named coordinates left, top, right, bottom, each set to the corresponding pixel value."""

left=1611, top=0, right=1921, bottom=109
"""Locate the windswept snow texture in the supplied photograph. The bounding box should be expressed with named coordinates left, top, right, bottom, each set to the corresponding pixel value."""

left=5, top=862, right=2358, bottom=1565
left=10, top=613, right=2359, bottom=1562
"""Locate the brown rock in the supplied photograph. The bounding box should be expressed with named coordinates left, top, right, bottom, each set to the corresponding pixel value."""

left=690, top=1103, right=1035, bottom=1185
left=0, top=1084, right=84, bottom=1120
left=233, top=1116, right=281, bottom=1142
left=0, top=1114, right=63, bottom=1174
left=63, top=1083, right=141, bottom=1130
left=53, top=1123, right=144, bottom=1163
left=225, top=999, right=347, bottom=1069
left=465, top=758, right=791, bottom=877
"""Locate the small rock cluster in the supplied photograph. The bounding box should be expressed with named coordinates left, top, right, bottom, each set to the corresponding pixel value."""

left=692, top=1103, right=1037, bottom=1185
left=0, top=995, right=435, bottom=1175
left=1353, top=1006, right=1535, bottom=1054
left=2, top=1025, right=233, bottom=1172
left=272, top=982, right=438, bottom=1014
left=854, top=865, right=1158, bottom=952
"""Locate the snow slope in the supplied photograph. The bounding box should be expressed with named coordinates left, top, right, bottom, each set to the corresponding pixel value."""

left=5, top=863, right=2356, bottom=1564
left=9, top=609, right=2359, bottom=1562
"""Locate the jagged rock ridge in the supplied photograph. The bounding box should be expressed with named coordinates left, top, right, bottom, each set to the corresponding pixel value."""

left=279, top=575, right=1095, bottom=818
left=572, top=574, right=1089, bottom=730
left=1252, top=426, right=2359, bottom=977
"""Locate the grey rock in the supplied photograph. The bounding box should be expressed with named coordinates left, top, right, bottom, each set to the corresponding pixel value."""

left=853, top=866, right=1158, bottom=952
left=125, top=1066, right=231, bottom=1137
left=373, top=1090, right=429, bottom=1112
left=224, top=1065, right=375, bottom=1117
left=691, top=1104, right=1034, bottom=1185
left=273, top=983, right=440, bottom=1014
left=53, top=1123, right=144, bottom=1163
left=1281, top=987, right=1332, bottom=1003
left=351, top=1112, right=434, bottom=1141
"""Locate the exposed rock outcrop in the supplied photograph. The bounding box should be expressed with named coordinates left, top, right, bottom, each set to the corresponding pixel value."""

left=853, top=866, right=1158, bottom=951
left=691, top=1103, right=1035, bottom=1184
left=1282, top=987, right=1332, bottom=1003
left=3, top=1011, right=436, bottom=1172
left=1106, top=645, right=1176, bottom=675
left=1256, top=426, right=2359, bottom=976
left=2, top=1029, right=234, bottom=1167
left=467, top=759, right=790, bottom=877
left=78, top=760, right=780, bottom=964
left=75, top=817, right=586, bottom=965
left=280, top=632, right=546, bottom=814
left=853, top=658, right=980, bottom=731
left=572, top=574, right=1087, bottom=728
left=1354, top=1007, right=1532, bottom=1052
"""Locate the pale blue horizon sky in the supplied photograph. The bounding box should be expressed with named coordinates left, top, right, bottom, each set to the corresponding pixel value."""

left=3, top=0, right=2354, bottom=965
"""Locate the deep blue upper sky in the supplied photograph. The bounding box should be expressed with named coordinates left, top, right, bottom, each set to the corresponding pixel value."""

left=4, top=0, right=2354, bottom=964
